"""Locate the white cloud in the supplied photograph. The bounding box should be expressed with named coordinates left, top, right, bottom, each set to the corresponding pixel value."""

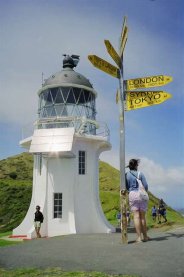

left=100, top=149, right=119, bottom=169
left=138, top=157, right=184, bottom=187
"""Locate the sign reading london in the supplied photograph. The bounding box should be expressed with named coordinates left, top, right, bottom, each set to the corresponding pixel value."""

left=124, top=75, right=173, bottom=90
left=88, top=55, right=120, bottom=79
left=125, top=90, right=172, bottom=111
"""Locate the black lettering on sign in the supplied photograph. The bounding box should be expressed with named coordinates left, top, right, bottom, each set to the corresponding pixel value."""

left=146, top=78, right=151, bottom=83
left=128, top=91, right=163, bottom=106
left=158, top=75, right=164, bottom=82
left=135, top=99, right=141, bottom=104
left=140, top=79, right=146, bottom=84
left=129, top=75, right=164, bottom=86
left=153, top=93, right=161, bottom=100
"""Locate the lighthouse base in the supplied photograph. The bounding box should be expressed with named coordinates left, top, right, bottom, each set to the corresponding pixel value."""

left=13, top=131, right=115, bottom=238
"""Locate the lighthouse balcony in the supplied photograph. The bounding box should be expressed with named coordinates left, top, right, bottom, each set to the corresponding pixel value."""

left=20, top=116, right=110, bottom=150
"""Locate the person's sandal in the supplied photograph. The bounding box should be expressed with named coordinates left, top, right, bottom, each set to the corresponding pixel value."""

left=135, top=238, right=143, bottom=243
left=143, top=236, right=151, bottom=242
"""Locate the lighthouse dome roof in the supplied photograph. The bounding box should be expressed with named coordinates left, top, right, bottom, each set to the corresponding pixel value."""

left=43, top=67, right=93, bottom=89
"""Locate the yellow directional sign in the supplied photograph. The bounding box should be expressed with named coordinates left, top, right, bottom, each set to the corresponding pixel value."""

left=88, top=55, right=120, bottom=79
left=124, top=75, right=173, bottom=90
left=104, top=40, right=122, bottom=68
left=120, top=16, right=128, bottom=58
left=125, top=91, right=172, bottom=111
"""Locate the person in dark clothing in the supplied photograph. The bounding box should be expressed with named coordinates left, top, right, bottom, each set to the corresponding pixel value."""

left=151, top=205, right=157, bottom=221
left=158, top=199, right=167, bottom=223
left=34, top=205, right=44, bottom=238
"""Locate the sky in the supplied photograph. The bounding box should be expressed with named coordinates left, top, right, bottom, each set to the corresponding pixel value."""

left=0, top=0, right=183, bottom=209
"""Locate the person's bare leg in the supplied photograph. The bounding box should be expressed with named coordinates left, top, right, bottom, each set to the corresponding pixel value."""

left=37, top=227, right=41, bottom=238
left=140, top=211, right=149, bottom=241
left=35, top=227, right=41, bottom=238
left=158, top=214, right=161, bottom=223
left=35, top=227, right=39, bottom=238
left=133, top=210, right=142, bottom=242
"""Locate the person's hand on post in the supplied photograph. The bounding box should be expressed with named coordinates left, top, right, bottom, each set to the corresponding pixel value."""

left=120, top=189, right=126, bottom=196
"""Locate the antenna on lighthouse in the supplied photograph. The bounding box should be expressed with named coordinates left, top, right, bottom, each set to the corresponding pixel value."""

left=41, top=72, right=44, bottom=86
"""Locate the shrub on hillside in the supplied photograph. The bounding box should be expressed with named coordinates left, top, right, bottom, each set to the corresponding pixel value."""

left=9, top=172, right=17, bottom=180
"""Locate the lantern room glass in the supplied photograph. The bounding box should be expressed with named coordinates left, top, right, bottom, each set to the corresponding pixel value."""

left=37, top=86, right=97, bottom=134
left=38, top=87, right=96, bottom=119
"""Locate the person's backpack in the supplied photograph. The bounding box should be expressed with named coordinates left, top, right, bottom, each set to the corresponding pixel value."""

left=136, top=172, right=149, bottom=201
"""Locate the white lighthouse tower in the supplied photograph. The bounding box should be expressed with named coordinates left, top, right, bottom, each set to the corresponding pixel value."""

left=13, top=55, right=115, bottom=238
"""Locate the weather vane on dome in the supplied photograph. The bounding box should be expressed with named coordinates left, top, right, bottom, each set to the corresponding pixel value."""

left=62, top=54, right=80, bottom=68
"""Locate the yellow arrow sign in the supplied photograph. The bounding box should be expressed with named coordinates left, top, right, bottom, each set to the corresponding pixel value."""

left=120, top=16, right=128, bottom=58
left=125, top=91, right=172, bottom=111
left=88, top=55, right=120, bottom=79
left=124, top=75, right=173, bottom=90
left=104, top=40, right=122, bottom=68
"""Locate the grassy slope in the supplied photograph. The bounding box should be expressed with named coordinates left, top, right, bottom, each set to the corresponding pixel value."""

left=0, top=152, right=183, bottom=232
left=0, top=152, right=33, bottom=180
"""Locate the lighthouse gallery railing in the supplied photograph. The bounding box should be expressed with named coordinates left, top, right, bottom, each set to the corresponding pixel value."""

left=21, top=116, right=110, bottom=142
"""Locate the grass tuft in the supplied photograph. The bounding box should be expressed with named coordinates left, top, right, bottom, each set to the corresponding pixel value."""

left=0, top=268, right=138, bottom=277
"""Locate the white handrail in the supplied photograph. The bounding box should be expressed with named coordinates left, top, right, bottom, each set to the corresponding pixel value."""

left=21, top=117, right=110, bottom=141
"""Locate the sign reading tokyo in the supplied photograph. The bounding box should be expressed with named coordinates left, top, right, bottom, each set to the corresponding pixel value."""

left=125, top=91, right=172, bottom=111
left=88, top=55, right=120, bottom=79
left=125, top=75, right=173, bottom=90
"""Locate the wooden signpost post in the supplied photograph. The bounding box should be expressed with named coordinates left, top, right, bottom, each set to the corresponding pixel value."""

left=88, top=16, right=172, bottom=244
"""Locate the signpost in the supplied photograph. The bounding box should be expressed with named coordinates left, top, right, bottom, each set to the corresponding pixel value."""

left=118, top=17, right=128, bottom=243
left=125, top=91, right=172, bottom=111
left=124, top=75, right=173, bottom=90
left=88, top=15, right=173, bottom=244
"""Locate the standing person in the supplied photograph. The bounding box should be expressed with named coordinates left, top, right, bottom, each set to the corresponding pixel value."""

left=116, top=212, right=121, bottom=226
left=126, top=159, right=150, bottom=243
left=158, top=199, right=167, bottom=223
left=34, top=205, right=44, bottom=238
left=126, top=210, right=131, bottom=226
left=151, top=205, right=157, bottom=221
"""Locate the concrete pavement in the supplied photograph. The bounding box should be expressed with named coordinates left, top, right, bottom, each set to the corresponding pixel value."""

left=0, top=227, right=184, bottom=277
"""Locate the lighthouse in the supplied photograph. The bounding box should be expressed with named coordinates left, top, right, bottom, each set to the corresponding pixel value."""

left=13, top=55, right=115, bottom=238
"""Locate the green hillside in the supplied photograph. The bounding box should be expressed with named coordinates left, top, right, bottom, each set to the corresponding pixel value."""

left=0, top=152, right=183, bottom=232
left=0, top=152, right=33, bottom=180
